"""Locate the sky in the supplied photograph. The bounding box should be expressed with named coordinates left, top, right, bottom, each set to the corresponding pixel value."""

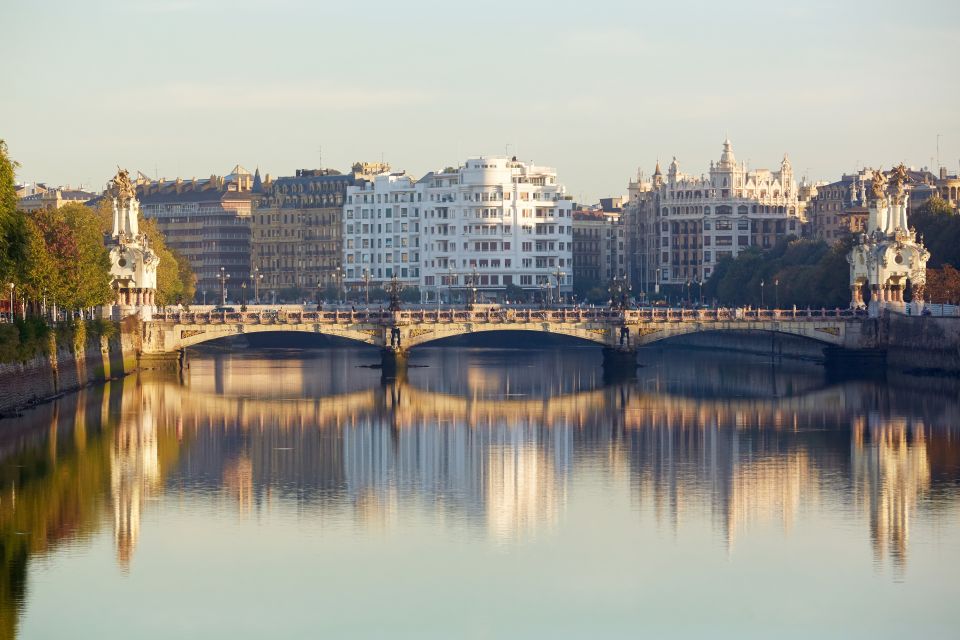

left=2, top=0, right=959, bottom=202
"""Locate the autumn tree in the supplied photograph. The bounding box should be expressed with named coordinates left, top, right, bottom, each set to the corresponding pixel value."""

left=925, top=265, right=960, bottom=304
left=29, top=203, right=111, bottom=310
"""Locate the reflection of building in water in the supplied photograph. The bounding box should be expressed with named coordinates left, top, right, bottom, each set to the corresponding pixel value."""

left=110, top=387, right=161, bottom=570
left=852, top=416, right=931, bottom=571
left=222, top=455, right=254, bottom=515
left=727, top=452, right=818, bottom=546
left=343, top=411, right=570, bottom=542
left=487, top=435, right=566, bottom=542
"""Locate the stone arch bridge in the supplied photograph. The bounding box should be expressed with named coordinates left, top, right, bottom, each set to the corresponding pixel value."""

left=139, top=307, right=871, bottom=372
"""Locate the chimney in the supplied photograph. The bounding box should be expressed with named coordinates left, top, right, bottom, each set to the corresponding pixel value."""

left=941, top=166, right=948, bottom=180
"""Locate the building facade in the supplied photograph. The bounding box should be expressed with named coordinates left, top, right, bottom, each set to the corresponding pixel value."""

left=137, top=167, right=255, bottom=303
left=344, top=156, right=574, bottom=303
left=252, top=169, right=356, bottom=302
left=625, top=140, right=805, bottom=292
left=571, top=209, right=625, bottom=297
left=17, top=186, right=97, bottom=213
left=419, top=157, right=573, bottom=302
left=343, top=171, right=421, bottom=294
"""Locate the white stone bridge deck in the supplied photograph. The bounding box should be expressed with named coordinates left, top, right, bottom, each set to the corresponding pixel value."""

left=140, top=307, right=865, bottom=356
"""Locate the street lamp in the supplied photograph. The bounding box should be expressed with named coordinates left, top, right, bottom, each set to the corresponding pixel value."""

left=686, top=279, right=691, bottom=307
left=760, top=279, right=765, bottom=308
left=241, top=281, right=247, bottom=312
left=447, top=267, right=454, bottom=305
left=251, top=267, right=263, bottom=304
left=218, top=268, right=230, bottom=306
left=7, top=283, right=13, bottom=323
left=202, top=290, right=207, bottom=306
left=335, top=266, right=343, bottom=305
left=362, top=269, right=371, bottom=306
left=316, top=279, right=322, bottom=308
left=775, top=278, right=780, bottom=309
left=552, top=267, right=565, bottom=305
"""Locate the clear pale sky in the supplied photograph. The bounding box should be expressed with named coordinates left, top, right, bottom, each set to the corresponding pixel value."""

left=2, top=0, right=958, bottom=202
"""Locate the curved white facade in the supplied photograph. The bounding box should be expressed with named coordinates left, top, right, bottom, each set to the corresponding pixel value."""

left=344, top=157, right=573, bottom=302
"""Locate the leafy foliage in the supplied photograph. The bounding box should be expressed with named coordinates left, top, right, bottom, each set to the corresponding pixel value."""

left=926, top=265, right=960, bottom=304
left=703, top=237, right=852, bottom=308
left=911, top=195, right=960, bottom=268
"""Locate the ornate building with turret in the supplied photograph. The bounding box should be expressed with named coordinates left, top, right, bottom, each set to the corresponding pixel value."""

left=106, top=169, right=160, bottom=319
left=624, top=139, right=806, bottom=293
left=848, top=165, right=929, bottom=314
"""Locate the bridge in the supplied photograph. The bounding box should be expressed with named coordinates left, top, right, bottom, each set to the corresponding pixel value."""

left=139, top=306, right=871, bottom=374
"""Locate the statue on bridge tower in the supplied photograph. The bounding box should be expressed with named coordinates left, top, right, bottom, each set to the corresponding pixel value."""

left=848, top=164, right=929, bottom=316
left=104, top=168, right=160, bottom=321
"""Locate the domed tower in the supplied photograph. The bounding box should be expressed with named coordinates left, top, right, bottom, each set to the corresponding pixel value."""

left=718, top=138, right=737, bottom=169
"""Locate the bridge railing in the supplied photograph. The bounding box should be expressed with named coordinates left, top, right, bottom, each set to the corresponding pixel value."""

left=150, top=307, right=856, bottom=325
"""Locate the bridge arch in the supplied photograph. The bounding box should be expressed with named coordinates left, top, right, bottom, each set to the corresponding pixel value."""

left=399, top=323, right=611, bottom=350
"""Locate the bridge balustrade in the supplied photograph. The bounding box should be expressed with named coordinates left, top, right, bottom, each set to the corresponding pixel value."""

left=150, top=306, right=854, bottom=328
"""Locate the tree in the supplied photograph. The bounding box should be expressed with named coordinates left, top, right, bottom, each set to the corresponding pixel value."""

left=911, top=195, right=960, bottom=268
left=141, top=218, right=182, bottom=306
left=926, top=265, right=960, bottom=304
left=0, top=140, right=20, bottom=284
left=703, top=237, right=850, bottom=308
left=27, top=204, right=111, bottom=311
left=174, top=250, right=196, bottom=304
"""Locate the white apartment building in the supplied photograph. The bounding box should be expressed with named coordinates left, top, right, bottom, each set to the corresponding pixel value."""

left=421, top=157, right=573, bottom=302
left=343, top=172, right=421, bottom=292
left=344, top=157, right=574, bottom=303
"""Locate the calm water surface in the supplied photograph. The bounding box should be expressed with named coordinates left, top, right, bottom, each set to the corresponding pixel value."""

left=2, top=344, right=959, bottom=638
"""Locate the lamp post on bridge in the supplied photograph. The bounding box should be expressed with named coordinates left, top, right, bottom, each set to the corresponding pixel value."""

left=447, top=267, right=454, bottom=306
left=251, top=267, right=263, bottom=304
left=552, top=267, right=565, bottom=306
left=775, top=278, right=779, bottom=309
left=335, top=266, right=343, bottom=306
left=760, top=279, right=765, bottom=308
left=7, top=282, right=13, bottom=323
left=685, top=279, right=691, bottom=307
left=362, top=269, right=371, bottom=306
left=218, top=268, right=230, bottom=306
left=241, top=281, right=247, bottom=312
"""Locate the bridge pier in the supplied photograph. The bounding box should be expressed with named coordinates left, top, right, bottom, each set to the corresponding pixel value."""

left=138, top=350, right=183, bottom=372
left=602, top=347, right=637, bottom=380
left=380, top=348, right=408, bottom=380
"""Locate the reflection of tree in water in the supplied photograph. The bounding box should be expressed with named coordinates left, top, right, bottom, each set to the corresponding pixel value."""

left=0, top=378, right=182, bottom=639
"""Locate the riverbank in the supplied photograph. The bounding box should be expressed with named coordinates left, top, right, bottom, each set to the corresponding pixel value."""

left=0, top=318, right=138, bottom=417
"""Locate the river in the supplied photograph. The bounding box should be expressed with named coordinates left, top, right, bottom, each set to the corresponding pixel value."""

left=1, top=342, right=959, bottom=638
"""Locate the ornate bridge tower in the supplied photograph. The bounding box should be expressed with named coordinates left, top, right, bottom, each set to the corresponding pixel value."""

left=848, top=165, right=929, bottom=316
left=105, top=168, right=160, bottom=320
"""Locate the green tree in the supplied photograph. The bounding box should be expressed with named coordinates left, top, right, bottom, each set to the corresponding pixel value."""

left=911, top=195, right=960, bottom=268
left=0, top=140, right=20, bottom=285
left=174, top=250, right=197, bottom=304
left=141, top=218, right=182, bottom=306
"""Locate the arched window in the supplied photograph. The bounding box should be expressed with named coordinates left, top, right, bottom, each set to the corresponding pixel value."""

left=738, top=205, right=748, bottom=215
